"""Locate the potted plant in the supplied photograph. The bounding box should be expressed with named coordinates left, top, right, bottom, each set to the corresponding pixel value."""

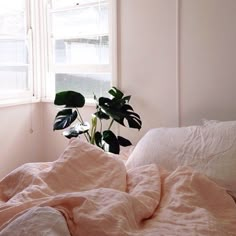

left=53, top=87, right=142, bottom=154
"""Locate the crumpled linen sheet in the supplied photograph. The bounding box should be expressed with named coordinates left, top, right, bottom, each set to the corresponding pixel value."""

left=0, top=206, right=71, bottom=236
left=0, top=139, right=236, bottom=236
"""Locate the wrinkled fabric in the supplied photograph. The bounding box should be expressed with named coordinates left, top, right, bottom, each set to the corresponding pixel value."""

left=0, top=206, right=71, bottom=236
left=0, top=140, right=236, bottom=236
left=126, top=121, right=236, bottom=198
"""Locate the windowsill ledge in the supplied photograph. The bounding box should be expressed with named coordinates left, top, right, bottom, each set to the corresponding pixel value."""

left=0, top=97, right=96, bottom=108
left=0, top=97, right=40, bottom=108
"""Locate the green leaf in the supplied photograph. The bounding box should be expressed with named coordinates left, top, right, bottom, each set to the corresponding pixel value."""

left=126, top=115, right=142, bottom=129
left=94, top=131, right=102, bottom=148
left=108, top=87, right=124, bottom=99
left=75, top=122, right=90, bottom=133
left=117, top=136, right=132, bottom=146
left=53, top=109, right=77, bottom=130
left=63, top=122, right=90, bottom=139
left=102, top=130, right=120, bottom=154
left=54, top=91, right=85, bottom=108
left=123, top=95, right=131, bottom=103
left=98, top=99, right=142, bottom=130
left=122, top=104, right=134, bottom=111
left=63, top=127, right=80, bottom=139
left=98, top=97, right=111, bottom=106
left=119, top=105, right=142, bottom=130
left=94, top=110, right=110, bottom=120
left=98, top=97, right=122, bottom=121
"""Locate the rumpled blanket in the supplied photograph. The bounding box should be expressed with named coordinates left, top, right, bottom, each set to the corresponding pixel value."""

left=0, top=139, right=236, bottom=235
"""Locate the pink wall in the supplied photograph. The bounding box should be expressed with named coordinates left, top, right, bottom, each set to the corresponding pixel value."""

left=119, top=0, right=236, bottom=140
left=180, top=0, right=236, bottom=125
left=0, top=103, right=43, bottom=178
left=118, top=0, right=178, bottom=143
left=1, top=0, right=236, bottom=177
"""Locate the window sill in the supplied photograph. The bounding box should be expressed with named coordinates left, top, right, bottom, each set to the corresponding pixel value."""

left=0, top=97, right=96, bottom=108
left=41, top=97, right=96, bottom=107
left=0, top=97, right=40, bottom=108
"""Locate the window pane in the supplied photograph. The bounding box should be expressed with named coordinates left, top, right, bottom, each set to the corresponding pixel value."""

left=0, top=40, right=27, bottom=64
left=0, top=0, right=30, bottom=98
left=0, top=70, right=28, bottom=91
left=52, top=4, right=108, bottom=38
left=52, top=0, right=102, bottom=9
left=55, top=73, right=111, bottom=98
left=0, top=0, right=26, bottom=37
left=50, top=0, right=112, bottom=100
left=0, top=0, right=25, bottom=12
left=55, top=36, right=109, bottom=64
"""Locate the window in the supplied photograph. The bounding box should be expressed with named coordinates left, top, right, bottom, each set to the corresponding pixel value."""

left=0, top=0, right=33, bottom=100
left=46, top=0, right=116, bottom=101
left=0, top=0, right=116, bottom=104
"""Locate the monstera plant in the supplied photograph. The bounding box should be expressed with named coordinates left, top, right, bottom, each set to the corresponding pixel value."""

left=53, top=87, right=142, bottom=154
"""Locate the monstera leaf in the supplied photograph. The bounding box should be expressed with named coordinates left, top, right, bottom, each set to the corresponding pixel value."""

left=108, top=87, right=124, bottom=99
left=117, top=136, right=132, bottom=147
left=53, top=109, right=77, bottom=130
left=93, top=109, right=110, bottom=120
left=54, top=91, right=85, bottom=108
left=94, top=130, right=120, bottom=154
left=53, top=91, right=86, bottom=132
left=94, top=131, right=103, bottom=148
left=63, top=122, right=90, bottom=139
left=97, top=89, right=142, bottom=130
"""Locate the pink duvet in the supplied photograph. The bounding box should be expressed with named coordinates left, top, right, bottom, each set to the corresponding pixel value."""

left=0, top=139, right=236, bottom=235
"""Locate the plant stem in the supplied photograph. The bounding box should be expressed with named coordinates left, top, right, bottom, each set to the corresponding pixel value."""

left=90, top=116, right=97, bottom=145
left=84, top=131, right=90, bottom=142
left=76, top=108, right=91, bottom=142
left=108, top=119, right=114, bottom=130
left=76, top=108, right=84, bottom=123
left=76, top=117, right=82, bottom=123
left=99, top=118, right=103, bottom=133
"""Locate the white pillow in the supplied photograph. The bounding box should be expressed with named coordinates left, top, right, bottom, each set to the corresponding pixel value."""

left=126, top=121, right=236, bottom=197
left=201, top=118, right=220, bottom=125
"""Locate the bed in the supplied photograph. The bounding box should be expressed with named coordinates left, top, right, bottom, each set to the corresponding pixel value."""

left=0, top=120, right=236, bottom=235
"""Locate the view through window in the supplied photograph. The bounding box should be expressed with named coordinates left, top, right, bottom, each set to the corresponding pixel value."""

left=49, top=0, right=112, bottom=100
left=0, top=0, right=31, bottom=99
left=0, top=0, right=115, bottom=103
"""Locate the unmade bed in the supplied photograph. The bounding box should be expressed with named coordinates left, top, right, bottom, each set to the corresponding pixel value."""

left=0, top=120, right=236, bottom=235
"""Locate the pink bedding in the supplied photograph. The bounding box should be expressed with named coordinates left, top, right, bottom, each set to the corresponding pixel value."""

left=0, top=139, right=236, bottom=235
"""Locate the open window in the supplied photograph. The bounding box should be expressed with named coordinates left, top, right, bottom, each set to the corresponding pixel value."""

left=46, top=0, right=116, bottom=101
left=0, top=0, right=117, bottom=105
left=0, top=0, right=34, bottom=102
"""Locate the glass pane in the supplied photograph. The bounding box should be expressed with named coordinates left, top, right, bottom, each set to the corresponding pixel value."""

left=0, top=40, right=27, bottom=64
left=52, top=0, right=103, bottom=9
left=0, top=0, right=26, bottom=37
left=0, top=0, right=25, bottom=12
left=55, top=36, right=109, bottom=64
left=0, top=70, right=28, bottom=91
left=52, top=4, right=108, bottom=38
left=55, top=73, right=111, bottom=98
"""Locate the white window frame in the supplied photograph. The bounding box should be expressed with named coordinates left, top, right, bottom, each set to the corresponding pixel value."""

left=0, top=0, right=117, bottom=106
left=41, top=0, right=117, bottom=103
left=0, top=0, right=41, bottom=106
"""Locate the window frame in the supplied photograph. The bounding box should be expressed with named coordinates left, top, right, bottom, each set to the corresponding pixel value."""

left=0, top=0, right=40, bottom=105
left=42, top=0, right=117, bottom=103
left=0, top=0, right=117, bottom=106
